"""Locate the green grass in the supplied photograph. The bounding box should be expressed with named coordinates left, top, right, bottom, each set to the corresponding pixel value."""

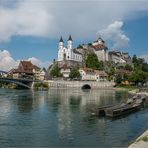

left=136, top=136, right=148, bottom=143
left=115, top=84, right=139, bottom=91
left=142, top=136, right=148, bottom=142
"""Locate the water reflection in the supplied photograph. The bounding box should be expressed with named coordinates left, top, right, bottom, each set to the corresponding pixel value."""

left=0, top=88, right=148, bottom=147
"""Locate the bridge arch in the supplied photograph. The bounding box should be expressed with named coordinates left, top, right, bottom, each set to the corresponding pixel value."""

left=0, top=78, right=32, bottom=89
left=81, top=84, right=91, bottom=89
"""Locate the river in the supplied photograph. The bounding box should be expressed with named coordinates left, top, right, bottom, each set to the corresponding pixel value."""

left=0, top=88, right=148, bottom=147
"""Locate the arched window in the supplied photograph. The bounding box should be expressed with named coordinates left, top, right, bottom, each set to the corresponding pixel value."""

left=63, top=53, right=66, bottom=60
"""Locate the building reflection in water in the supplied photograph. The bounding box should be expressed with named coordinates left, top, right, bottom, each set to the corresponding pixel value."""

left=46, top=89, right=128, bottom=141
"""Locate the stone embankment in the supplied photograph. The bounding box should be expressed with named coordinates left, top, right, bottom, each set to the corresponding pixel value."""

left=45, top=80, right=115, bottom=89
left=128, top=130, right=148, bottom=148
left=128, top=90, right=148, bottom=148
left=129, top=90, right=148, bottom=97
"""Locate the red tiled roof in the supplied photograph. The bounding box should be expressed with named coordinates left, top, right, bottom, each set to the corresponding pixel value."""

left=80, top=68, right=95, bottom=74
left=9, top=61, right=40, bottom=74
left=95, top=70, right=108, bottom=77
left=92, top=44, right=106, bottom=50
left=80, top=68, right=108, bottom=76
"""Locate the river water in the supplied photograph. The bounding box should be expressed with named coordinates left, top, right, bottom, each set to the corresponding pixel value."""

left=0, top=88, right=148, bottom=147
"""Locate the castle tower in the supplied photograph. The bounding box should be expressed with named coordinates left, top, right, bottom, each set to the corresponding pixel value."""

left=67, top=35, right=73, bottom=49
left=98, top=37, right=105, bottom=45
left=59, top=36, right=64, bottom=50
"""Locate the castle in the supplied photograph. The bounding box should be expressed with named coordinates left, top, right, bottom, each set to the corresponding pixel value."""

left=56, top=35, right=130, bottom=78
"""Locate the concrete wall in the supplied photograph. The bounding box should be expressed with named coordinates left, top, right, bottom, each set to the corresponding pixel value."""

left=45, top=80, right=115, bottom=89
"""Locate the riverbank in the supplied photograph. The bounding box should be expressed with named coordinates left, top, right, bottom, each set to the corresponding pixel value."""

left=127, top=89, right=148, bottom=148
left=128, top=130, right=148, bottom=148
left=114, top=85, right=139, bottom=91
left=128, top=90, right=148, bottom=96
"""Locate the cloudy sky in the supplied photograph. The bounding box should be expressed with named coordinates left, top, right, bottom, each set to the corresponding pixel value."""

left=0, top=0, right=148, bottom=71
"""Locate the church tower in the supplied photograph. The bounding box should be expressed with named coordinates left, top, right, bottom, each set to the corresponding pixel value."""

left=59, top=36, right=64, bottom=50
left=67, top=35, right=73, bottom=49
left=58, top=36, right=64, bottom=61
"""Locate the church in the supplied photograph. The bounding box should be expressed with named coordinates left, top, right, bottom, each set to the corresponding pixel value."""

left=58, top=35, right=83, bottom=68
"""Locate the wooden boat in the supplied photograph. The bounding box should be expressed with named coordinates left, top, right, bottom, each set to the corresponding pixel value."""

left=96, top=105, right=115, bottom=116
left=105, top=99, right=143, bottom=117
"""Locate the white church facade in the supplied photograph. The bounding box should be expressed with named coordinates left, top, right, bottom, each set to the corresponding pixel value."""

left=58, top=35, right=83, bottom=69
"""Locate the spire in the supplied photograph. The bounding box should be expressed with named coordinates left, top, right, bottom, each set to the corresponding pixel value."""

left=59, top=36, right=64, bottom=42
left=98, top=36, right=105, bottom=43
left=68, top=35, right=73, bottom=41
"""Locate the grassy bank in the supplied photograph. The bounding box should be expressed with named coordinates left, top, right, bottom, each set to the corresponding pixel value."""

left=114, top=84, right=139, bottom=92
left=34, top=82, right=49, bottom=90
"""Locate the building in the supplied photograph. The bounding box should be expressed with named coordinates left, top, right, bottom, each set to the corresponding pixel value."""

left=58, top=35, right=83, bottom=68
left=95, top=70, right=108, bottom=81
left=60, top=65, right=71, bottom=78
left=34, top=68, right=47, bottom=80
left=79, top=37, right=109, bottom=62
left=108, top=50, right=132, bottom=64
left=79, top=68, right=108, bottom=81
left=0, top=70, right=8, bottom=78
left=8, top=61, right=46, bottom=80
left=79, top=68, right=96, bottom=81
left=92, top=37, right=109, bottom=61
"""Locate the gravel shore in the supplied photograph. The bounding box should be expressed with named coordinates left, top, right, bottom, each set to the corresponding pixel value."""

left=128, top=130, right=148, bottom=148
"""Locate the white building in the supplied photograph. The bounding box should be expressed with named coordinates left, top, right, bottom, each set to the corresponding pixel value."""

left=57, top=35, right=83, bottom=77
left=108, top=50, right=132, bottom=64
left=58, top=35, right=82, bottom=63
left=34, top=69, right=46, bottom=80
left=79, top=68, right=108, bottom=81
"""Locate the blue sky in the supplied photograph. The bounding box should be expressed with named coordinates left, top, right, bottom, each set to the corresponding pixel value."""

left=0, top=0, right=148, bottom=71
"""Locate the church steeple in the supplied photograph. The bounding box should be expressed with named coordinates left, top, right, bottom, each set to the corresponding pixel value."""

left=68, top=35, right=73, bottom=41
left=67, top=35, right=73, bottom=49
left=59, top=36, right=64, bottom=42
left=59, top=36, right=64, bottom=51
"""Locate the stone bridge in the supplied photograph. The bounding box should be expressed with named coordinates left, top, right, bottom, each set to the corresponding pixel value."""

left=46, top=80, right=115, bottom=89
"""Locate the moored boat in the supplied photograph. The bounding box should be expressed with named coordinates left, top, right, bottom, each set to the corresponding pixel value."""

left=105, top=98, right=143, bottom=117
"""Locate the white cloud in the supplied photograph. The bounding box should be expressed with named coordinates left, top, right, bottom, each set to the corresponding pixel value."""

left=28, top=57, right=51, bottom=68
left=0, top=50, right=50, bottom=71
left=0, top=0, right=148, bottom=42
left=98, top=21, right=130, bottom=49
left=0, top=0, right=56, bottom=42
left=140, top=53, right=148, bottom=63
left=0, top=50, right=19, bottom=71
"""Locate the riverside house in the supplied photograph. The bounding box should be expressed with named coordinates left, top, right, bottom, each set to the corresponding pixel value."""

left=79, top=68, right=108, bottom=81
left=8, top=61, right=46, bottom=80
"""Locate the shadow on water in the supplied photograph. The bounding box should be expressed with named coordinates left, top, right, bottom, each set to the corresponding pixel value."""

left=69, top=96, right=81, bottom=107
left=16, top=90, right=34, bottom=113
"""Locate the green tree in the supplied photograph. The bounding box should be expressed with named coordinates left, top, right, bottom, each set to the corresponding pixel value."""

left=77, top=44, right=83, bottom=48
left=132, top=55, right=137, bottom=63
left=142, top=63, right=148, bottom=72
left=125, top=64, right=133, bottom=71
left=115, top=73, right=123, bottom=84
left=85, top=53, right=103, bottom=70
left=69, top=68, right=81, bottom=79
left=128, top=71, right=148, bottom=85
left=50, top=63, right=62, bottom=77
